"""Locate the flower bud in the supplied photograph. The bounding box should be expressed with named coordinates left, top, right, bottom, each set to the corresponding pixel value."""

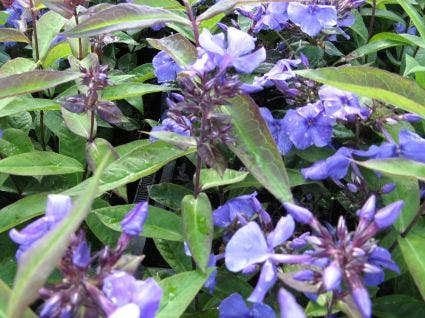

left=283, top=202, right=313, bottom=224
left=323, top=262, right=342, bottom=291
left=121, top=202, right=148, bottom=237
left=373, top=200, right=404, bottom=229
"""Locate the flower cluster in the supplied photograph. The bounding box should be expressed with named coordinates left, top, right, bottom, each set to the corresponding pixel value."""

left=219, top=195, right=402, bottom=318
left=60, top=62, right=123, bottom=130
left=10, top=199, right=162, bottom=318
left=260, top=85, right=370, bottom=155
left=284, top=196, right=403, bottom=317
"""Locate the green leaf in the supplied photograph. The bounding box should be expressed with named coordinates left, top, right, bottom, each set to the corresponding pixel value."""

left=0, top=151, right=84, bottom=176
left=86, top=138, right=127, bottom=201
left=399, top=229, right=425, bottom=300
left=7, top=152, right=110, bottom=317
left=133, top=0, right=184, bottom=9
left=200, top=168, right=249, bottom=191
left=61, top=108, right=96, bottom=140
left=0, top=128, right=33, bottom=157
left=0, top=28, right=29, bottom=43
left=222, top=95, right=293, bottom=203
left=64, top=3, right=190, bottom=38
left=0, top=58, right=37, bottom=77
left=370, top=32, right=425, bottom=49
left=296, top=67, right=425, bottom=118
left=0, top=279, right=37, bottom=318
left=39, top=0, right=75, bottom=18
left=0, top=97, right=60, bottom=118
left=147, top=33, right=197, bottom=67
left=33, top=11, right=65, bottom=61
left=181, top=193, right=213, bottom=272
left=64, top=141, right=195, bottom=197
left=373, top=294, right=425, bottom=318
left=148, top=183, right=192, bottom=211
left=356, top=158, right=425, bottom=181
left=42, top=41, right=72, bottom=69
left=102, top=82, right=173, bottom=100
left=92, top=204, right=184, bottom=241
left=0, top=70, right=81, bottom=99
left=343, top=39, right=403, bottom=61
left=395, top=0, right=425, bottom=40
left=157, top=269, right=213, bottom=318
left=154, top=239, right=192, bottom=272
left=197, top=0, right=265, bottom=21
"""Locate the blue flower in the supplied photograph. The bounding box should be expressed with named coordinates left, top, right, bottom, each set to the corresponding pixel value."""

left=103, top=271, right=162, bottom=318
left=212, top=191, right=271, bottom=228
left=253, top=3, right=289, bottom=32
left=282, top=102, right=334, bottom=150
left=254, top=59, right=301, bottom=96
left=121, top=202, right=148, bottom=237
left=152, top=51, right=182, bottom=83
left=9, top=195, right=73, bottom=260
left=219, top=293, right=276, bottom=318
left=259, top=108, right=293, bottom=155
left=150, top=116, right=191, bottom=142
left=278, top=288, right=306, bottom=318
left=318, top=85, right=371, bottom=121
left=225, top=217, right=310, bottom=302
left=287, top=3, right=337, bottom=37
left=72, top=239, right=91, bottom=269
left=197, top=27, right=266, bottom=74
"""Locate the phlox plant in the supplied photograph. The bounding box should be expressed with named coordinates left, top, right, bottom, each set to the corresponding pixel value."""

left=1, top=0, right=425, bottom=318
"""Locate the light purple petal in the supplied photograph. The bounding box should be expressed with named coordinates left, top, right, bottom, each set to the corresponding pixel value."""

left=267, top=215, right=295, bottom=248
left=278, top=288, right=306, bottom=318
left=232, top=47, right=266, bottom=73
left=225, top=222, right=269, bottom=272
left=226, top=27, right=256, bottom=58
left=247, top=260, right=277, bottom=303
left=109, top=303, right=140, bottom=318
left=199, top=29, right=225, bottom=55
left=132, top=278, right=163, bottom=318
left=219, top=293, right=250, bottom=318
left=323, top=262, right=342, bottom=291
left=45, top=194, right=73, bottom=222
left=352, top=287, right=372, bottom=318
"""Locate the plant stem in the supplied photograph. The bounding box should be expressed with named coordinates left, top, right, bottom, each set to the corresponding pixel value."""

left=389, top=201, right=425, bottom=252
left=89, top=110, right=95, bottom=142
left=367, top=0, right=377, bottom=41
left=29, top=0, right=47, bottom=151
left=74, top=8, right=83, bottom=60
left=183, top=0, right=200, bottom=46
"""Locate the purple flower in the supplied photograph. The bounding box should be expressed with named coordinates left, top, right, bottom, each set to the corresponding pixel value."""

left=259, top=108, right=293, bottom=155
left=9, top=194, right=73, bottom=259
left=121, top=202, right=148, bottom=237
left=197, top=27, right=266, bottom=74
left=152, top=51, right=182, bottom=83
left=150, top=116, right=191, bottom=142
left=399, top=129, right=425, bottom=163
left=283, top=102, right=334, bottom=150
left=286, top=197, right=402, bottom=318
left=72, top=239, right=91, bottom=269
left=395, top=22, right=417, bottom=35
left=318, top=85, right=371, bottom=121
left=219, top=293, right=276, bottom=318
left=213, top=192, right=271, bottom=228
left=103, top=271, right=162, bottom=318
left=253, top=3, right=289, bottom=32
left=278, top=288, right=306, bottom=318
left=225, top=218, right=310, bottom=302
left=254, top=59, right=301, bottom=96
left=301, top=147, right=353, bottom=181
left=287, top=3, right=337, bottom=37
